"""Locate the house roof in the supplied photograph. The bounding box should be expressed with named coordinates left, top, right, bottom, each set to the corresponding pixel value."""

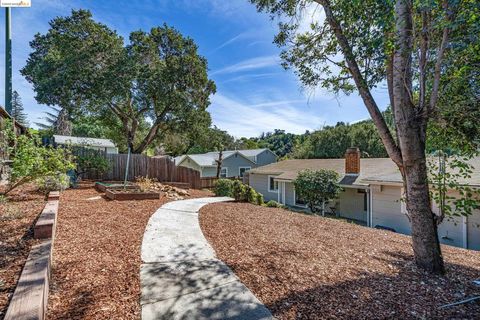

left=0, top=105, right=27, bottom=133
left=176, top=148, right=273, bottom=167
left=53, top=135, right=116, bottom=148
left=250, top=158, right=398, bottom=186
left=250, top=157, right=480, bottom=187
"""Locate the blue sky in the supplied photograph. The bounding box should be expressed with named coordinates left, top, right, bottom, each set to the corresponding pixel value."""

left=0, top=0, right=390, bottom=138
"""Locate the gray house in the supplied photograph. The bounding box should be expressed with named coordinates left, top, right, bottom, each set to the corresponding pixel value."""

left=249, top=148, right=480, bottom=251
left=174, top=148, right=277, bottom=178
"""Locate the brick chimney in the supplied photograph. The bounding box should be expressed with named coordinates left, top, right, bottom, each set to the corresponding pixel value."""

left=345, top=147, right=361, bottom=175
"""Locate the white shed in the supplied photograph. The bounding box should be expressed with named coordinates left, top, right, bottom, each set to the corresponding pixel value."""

left=53, top=135, right=118, bottom=154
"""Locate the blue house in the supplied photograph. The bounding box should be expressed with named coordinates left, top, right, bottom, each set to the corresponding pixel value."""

left=174, top=148, right=277, bottom=178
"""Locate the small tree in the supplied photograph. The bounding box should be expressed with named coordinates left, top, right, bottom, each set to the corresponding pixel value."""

left=0, top=123, right=75, bottom=195
left=293, top=169, right=341, bottom=215
left=11, top=91, right=29, bottom=127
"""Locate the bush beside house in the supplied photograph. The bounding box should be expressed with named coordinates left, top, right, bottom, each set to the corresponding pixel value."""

left=214, top=179, right=265, bottom=206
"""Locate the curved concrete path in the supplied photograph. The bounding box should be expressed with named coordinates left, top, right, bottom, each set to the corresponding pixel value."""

left=140, top=197, right=273, bottom=320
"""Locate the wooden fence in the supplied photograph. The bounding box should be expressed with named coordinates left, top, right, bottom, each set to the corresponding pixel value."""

left=82, top=154, right=201, bottom=189
left=199, top=176, right=247, bottom=189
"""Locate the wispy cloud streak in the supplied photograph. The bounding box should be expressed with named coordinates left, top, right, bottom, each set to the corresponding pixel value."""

left=211, top=55, right=280, bottom=75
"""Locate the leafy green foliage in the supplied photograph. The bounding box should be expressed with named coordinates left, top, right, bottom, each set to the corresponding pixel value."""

left=256, top=192, right=265, bottom=206
left=293, top=121, right=388, bottom=159
left=22, top=10, right=215, bottom=154
left=245, top=129, right=296, bottom=158
left=36, top=174, right=70, bottom=195
left=265, top=200, right=283, bottom=208
left=232, top=180, right=247, bottom=202
left=11, top=91, right=29, bottom=127
left=293, top=169, right=341, bottom=214
left=0, top=121, right=75, bottom=195
left=74, top=148, right=110, bottom=177
left=428, top=152, right=480, bottom=222
left=214, top=179, right=234, bottom=197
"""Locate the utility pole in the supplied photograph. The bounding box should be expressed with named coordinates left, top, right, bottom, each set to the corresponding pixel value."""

left=1, top=1, right=31, bottom=115
left=5, top=7, right=12, bottom=115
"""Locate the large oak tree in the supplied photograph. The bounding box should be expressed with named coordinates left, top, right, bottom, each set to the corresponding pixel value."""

left=250, top=0, right=479, bottom=273
left=22, top=10, right=215, bottom=153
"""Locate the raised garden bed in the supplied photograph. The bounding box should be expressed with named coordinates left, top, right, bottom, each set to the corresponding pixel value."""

left=95, top=181, right=137, bottom=192
left=105, top=188, right=160, bottom=201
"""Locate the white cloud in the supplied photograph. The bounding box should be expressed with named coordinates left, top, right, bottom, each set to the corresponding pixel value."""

left=211, top=55, right=280, bottom=75
left=212, top=31, right=257, bottom=52
left=209, top=93, right=324, bottom=137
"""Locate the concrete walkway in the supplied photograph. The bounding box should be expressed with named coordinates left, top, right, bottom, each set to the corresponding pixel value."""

left=140, top=197, right=273, bottom=320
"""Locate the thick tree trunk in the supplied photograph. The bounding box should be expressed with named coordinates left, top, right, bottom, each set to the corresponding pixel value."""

left=392, top=0, right=445, bottom=274
left=404, top=158, right=445, bottom=273
left=315, top=0, right=445, bottom=273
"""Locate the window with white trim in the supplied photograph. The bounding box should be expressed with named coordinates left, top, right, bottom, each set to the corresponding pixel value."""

left=220, top=168, right=228, bottom=178
left=239, top=166, right=251, bottom=177
left=294, top=189, right=307, bottom=207
left=268, top=176, right=279, bottom=192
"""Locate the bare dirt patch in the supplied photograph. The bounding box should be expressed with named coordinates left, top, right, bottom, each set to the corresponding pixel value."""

left=47, top=182, right=212, bottom=319
left=200, top=202, right=480, bottom=319
left=0, top=184, right=45, bottom=318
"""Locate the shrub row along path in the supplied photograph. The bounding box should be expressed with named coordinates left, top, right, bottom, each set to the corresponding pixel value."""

left=47, top=183, right=212, bottom=319
left=140, top=197, right=273, bottom=319
left=200, top=202, right=480, bottom=319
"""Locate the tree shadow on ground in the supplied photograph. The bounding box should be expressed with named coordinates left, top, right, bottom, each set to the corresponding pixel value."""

left=261, top=250, right=480, bottom=319
left=141, top=243, right=272, bottom=320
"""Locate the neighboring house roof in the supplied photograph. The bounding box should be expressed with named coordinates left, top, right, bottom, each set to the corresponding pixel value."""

left=250, top=158, right=398, bottom=186
left=53, top=135, right=116, bottom=148
left=250, top=157, right=480, bottom=187
left=176, top=148, right=273, bottom=168
left=0, top=105, right=27, bottom=133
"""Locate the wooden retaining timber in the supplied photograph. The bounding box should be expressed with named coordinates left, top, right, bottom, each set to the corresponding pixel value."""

left=34, top=200, right=59, bottom=240
left=5, top=192, right=60, bottom=320
left=105, top=189, right=161, bottom=201
left=4, top=241, right=52, bottom=320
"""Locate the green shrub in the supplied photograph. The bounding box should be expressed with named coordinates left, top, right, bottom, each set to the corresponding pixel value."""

left=256, top=192, right=264, bottom=206
left=265, top=200, right=282, bottom=208
left=246, top=186, right=258, bottom=204
left=214, top=179, right=234, bottom=197
left=37, top=174, right=70, bottom=194
left=232, top=180, right=247, bottom=201
left=293, top=169, right=341, bottom=214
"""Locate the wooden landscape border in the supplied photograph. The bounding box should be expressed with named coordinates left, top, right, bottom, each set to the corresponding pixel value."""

left=4, top=191, right=60, bottom=320
left=105, top=188, right=161, bottom=200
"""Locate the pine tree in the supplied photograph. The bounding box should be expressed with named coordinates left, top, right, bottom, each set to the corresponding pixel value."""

left=11, top=90, right=29, bottom=127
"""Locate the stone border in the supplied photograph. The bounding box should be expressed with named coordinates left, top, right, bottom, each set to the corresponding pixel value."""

left=4, top=191, right=60, bottom=320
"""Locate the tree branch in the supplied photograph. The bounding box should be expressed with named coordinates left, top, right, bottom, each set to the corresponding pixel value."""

left=429, top=0, right=451, bottom=114
left=314, top=0, right=403, bottom=166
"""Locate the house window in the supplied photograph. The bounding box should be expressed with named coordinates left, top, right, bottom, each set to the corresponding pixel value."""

left=239, top=167, right=251, bottom=177
left=220, top=168, right=228, bottom=178
left=294, top=190, right=307, bottom=207
left=268, top=176, right=278, bottom=192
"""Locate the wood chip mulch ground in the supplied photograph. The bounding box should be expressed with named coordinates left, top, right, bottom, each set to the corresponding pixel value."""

left=47, top=182, right=212, bottom=320
left=0, top=184, right=46, bottom=318
left=200, top=202, right=480, bottom=319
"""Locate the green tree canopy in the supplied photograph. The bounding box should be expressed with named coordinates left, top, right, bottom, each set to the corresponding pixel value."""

left=293, top=169, right=341, bottom=214
left=11, top=91, right=29, bottom=127
left=22, top=10, right=216, bottom=154
left=250, top=0, right=479, bottom=273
